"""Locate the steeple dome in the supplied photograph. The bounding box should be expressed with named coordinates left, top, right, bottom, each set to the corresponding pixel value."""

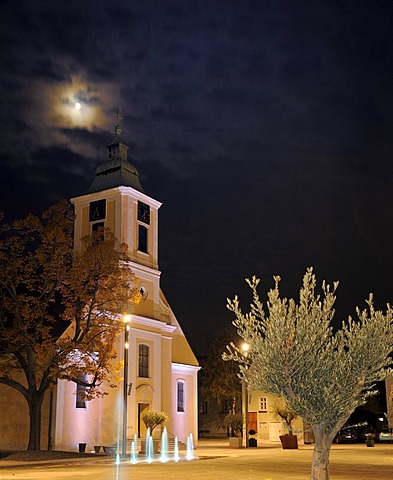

left=86, top=111, right=144, bottom=194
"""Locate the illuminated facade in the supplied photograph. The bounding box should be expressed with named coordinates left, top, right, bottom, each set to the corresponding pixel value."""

left=53, top=122, right=199, bottom=451
left=0, top=121, right=199, bottom=451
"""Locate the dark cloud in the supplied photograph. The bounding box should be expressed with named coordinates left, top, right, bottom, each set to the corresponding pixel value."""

left=58, top=127, right=108, bottom=149
left=0, top=146, right=87, bottom=221
left=29, top=58, right=72, bottom=82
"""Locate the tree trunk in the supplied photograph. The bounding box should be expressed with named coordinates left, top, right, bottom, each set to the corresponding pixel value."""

left=27, top=393, right=45, bottom=450
left=310, top=425, right=333, bottom=480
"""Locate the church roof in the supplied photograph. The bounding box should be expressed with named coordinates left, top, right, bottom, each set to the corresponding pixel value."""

left=85, top=119, right=145, bottom=194
left=85, top=156, right=144, bottom=194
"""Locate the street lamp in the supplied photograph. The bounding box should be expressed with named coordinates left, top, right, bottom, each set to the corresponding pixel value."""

left=242, top=342, right=250, bottom=448
left=122, top=314, right=131, bottom=456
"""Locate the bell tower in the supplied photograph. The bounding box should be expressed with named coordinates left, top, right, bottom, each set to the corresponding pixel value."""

left=71, top=114, right=163, bottom=320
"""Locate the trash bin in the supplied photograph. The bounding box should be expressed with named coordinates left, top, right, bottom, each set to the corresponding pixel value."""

left=79, top=443, right=87, bottom=453
left=248, top=438, right=257, bottom=447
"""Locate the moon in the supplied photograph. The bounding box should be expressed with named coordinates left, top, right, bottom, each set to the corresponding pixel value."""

left=75, top=102, right=81, bottom=111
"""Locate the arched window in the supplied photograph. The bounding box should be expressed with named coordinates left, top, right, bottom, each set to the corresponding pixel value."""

left=177, top=380, right=185, bottom=413
left=138, top=344, right=149, bottom=378
left=76, top=374, right=88, bottom=409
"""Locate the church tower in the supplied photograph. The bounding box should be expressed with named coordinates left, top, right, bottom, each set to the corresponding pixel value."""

left=71, top=117, right=163, bottom=321
left=53, top=114, right=199, bottom=451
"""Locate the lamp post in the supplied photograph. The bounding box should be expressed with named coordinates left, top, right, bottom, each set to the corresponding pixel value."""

left=242, top=342, right=250, bottom=448
left=122, top=314, right=131, bottom=456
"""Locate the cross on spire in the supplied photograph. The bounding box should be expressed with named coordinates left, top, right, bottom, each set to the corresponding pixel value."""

left=114, top=108, right=123, bottom=136
left=115, top=108, right=123, bottom=124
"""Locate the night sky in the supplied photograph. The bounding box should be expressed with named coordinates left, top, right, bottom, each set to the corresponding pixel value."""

left=1, top=0, right=392, bottom=355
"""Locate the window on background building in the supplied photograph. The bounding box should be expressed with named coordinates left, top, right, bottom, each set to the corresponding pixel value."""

left=76, top=374, right=88, bottom=409
left=200, top=401, right=208, bottom=414
left=138, top=225, right=148, bottom=253
left=177, top=380, right=185, bottom=412
left=138, top=344, right=149, bottom=378
left=259, top=396, right=268, bottom=412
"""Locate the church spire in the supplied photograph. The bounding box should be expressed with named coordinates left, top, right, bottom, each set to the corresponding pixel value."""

left=107, top=108, right=128, bottom=161
left=114, top=108, right=123, bottom=137
left=85, top=109, right=144, bottom=194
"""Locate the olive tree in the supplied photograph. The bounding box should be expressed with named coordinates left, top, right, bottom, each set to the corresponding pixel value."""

left=142, top=410, right=169, bottom=434
left=224, top=268, right=393, bottom=480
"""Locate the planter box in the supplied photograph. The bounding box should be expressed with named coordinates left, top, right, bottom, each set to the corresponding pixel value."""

left=229, top=437, right=243, bottom=448
left=140, top=439, right=160, bottom=454
left=103, top=446, right=117, bottom=455
left=279, top=434, right=298, bottom=449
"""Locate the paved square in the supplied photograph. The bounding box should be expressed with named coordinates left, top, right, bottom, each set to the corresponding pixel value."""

left=1, top=440, right=392, bottom=479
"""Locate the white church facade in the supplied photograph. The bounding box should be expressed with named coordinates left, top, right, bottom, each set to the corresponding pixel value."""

left=0, top=121, right=199, bottom=452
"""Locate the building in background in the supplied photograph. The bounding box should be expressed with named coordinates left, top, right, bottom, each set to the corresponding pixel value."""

left=242, top=390, right=306, bottom=445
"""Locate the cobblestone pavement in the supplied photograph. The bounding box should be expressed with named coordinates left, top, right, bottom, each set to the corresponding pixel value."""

left=1, top=439, right=392, bottom=480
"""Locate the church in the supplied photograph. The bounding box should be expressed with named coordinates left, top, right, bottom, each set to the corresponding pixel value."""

left=0, top=119, right=200, bottom=452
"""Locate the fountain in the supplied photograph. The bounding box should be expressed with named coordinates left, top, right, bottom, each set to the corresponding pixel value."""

left=130, top=433, right=138, bottom=464
left=160, top=427, right=168, bottom=462
left=147, top=436, right=154, bottom=463
left=186, top=433, right=195, bottom=460
left=111, top=428, right=196, bottom=465
left=130, top=440, right=138, bottom=464
left=142, top=427, right=155, bottom=463
left=173, top=436, right=180, bottom=462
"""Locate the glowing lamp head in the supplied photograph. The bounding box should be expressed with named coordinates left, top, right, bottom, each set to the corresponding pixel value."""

left=75, top=102, right=81, bottom=111
left=241, top=343, right=250, bottom=356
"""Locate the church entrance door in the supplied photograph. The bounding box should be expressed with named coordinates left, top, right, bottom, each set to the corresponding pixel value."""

left=138, top=403, right=150, bottom=438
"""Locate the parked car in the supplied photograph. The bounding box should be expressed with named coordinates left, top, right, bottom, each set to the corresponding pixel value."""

left=334, top=428, right=357, bottom=444
left=379, top=428, right=393, bottom=444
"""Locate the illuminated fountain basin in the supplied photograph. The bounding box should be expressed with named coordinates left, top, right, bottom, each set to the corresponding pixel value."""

left=115, top=429, right=196, bottom=464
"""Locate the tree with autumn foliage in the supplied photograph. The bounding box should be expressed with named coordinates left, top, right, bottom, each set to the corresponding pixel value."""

left=224, top=268, right=393, bottom=480
left=0, top=201, right=140, bottom=450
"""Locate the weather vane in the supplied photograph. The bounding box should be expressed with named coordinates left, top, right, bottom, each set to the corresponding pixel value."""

left=115, top=108, right=123, bottom=125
